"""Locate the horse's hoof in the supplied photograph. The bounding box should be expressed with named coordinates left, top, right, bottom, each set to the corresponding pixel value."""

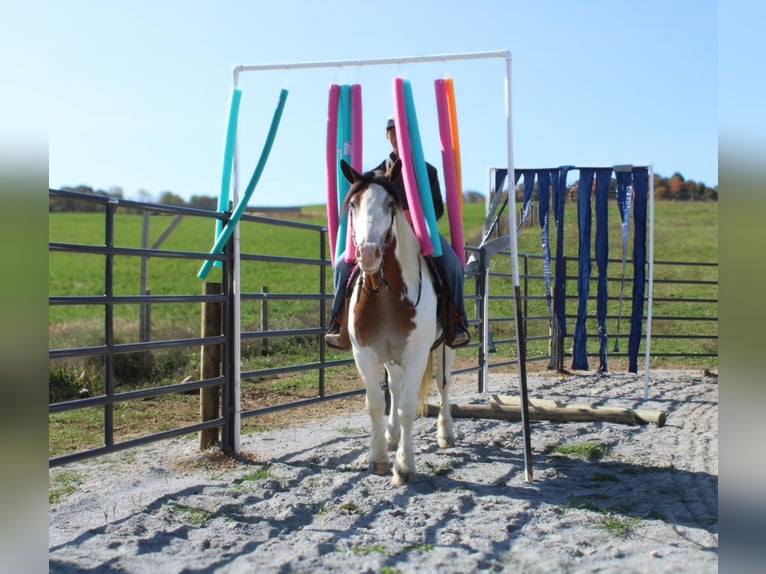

left=391, top=470, right=415, bottom=486
left=369, top=461, right=390, bottom=475
left=438, top=436, right=455, bottom=448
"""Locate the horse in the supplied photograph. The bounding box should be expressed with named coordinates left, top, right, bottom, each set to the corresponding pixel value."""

left=340, top=159, right=455, bottom=486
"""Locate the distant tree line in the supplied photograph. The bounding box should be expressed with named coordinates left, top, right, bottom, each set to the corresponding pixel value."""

left=50, top=171, right=716, bottom=213
left=49, top=185, right=218, bottom=213
left=514, top=172, right=717, bottom=203
left=651, top=172, right=717, bottom=201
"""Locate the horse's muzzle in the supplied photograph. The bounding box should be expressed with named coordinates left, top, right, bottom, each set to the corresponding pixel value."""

left=356, top=243, right=383, bottom=273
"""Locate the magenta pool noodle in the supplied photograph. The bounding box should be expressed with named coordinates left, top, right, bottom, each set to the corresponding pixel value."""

left=198, top=88, right=288, bottom=279
left=325, top=84, right=340, bottom=264
left=350, top=84, right=363, bottom=172
left=392, top=77, right=434, bottom=256
left=435, top=79, right=466, bottom=265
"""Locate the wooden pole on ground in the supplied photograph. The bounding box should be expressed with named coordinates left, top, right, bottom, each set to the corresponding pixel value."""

left=422, top=396, right=665, bottom=427
left=199, top=282, right=222, bottom=449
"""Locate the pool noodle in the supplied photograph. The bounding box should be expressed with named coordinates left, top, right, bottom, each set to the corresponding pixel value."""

left=334, top=85, right=352, bottom=263
left=403, top=79, right=441, bottom=257
left=325, top=84, right=340, bottom=265
left=445, top=78, right=464, bottom=218
left=214, top=87, right=242, bottom=268
left=435, top=79, right=466, bottom=265
left=344, top=84, right=363, bottom=263
left=350, top=85, right=363, bottom=172
left=198, top=88, right=289, bottom=279
left=392, top=78, right=434, bottom=256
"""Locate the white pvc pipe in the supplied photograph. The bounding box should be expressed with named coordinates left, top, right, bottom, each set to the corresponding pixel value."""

left=229, top=50, right=512, bottom=451
left=233, top=50, right=511, bottom=79
left=232, top=179, right=242, bottom=452
left=504, top=55, right=535, bottom=483
left=231, top=72, right=242, bottom=454
left=504, top=57, right=520, bottom=289
left=644, top=164, right=655, bottom=400
left=482, top=262, right=490, bottom=392
left=482, top=170, right=492, bottom=393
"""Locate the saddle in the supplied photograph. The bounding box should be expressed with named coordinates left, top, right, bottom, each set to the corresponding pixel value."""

left=330, top=256, right=466, bottom=351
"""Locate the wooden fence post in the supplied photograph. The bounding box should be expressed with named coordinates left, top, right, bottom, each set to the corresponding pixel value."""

left=199, top=281, right=222, bottom=449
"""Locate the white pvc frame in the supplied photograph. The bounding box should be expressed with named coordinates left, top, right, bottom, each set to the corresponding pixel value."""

left=227, top=50, right=520, bottom=457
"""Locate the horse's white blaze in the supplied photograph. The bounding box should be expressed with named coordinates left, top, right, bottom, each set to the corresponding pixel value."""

left=350, top=184, right=391, bottom=273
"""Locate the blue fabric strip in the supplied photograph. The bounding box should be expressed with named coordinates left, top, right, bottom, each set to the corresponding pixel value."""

left=552, top=167, right=570, bottom=339
left=615, top=171, right=632, bottom=254
left=571, top=169, right=594, bottom=370
left=517, top=170, right=536, bottom=230
left=595, top=169, right=612, bottom=372
left=628, top=167, right=649, bottom=372
left=494, top=168, right=508, bottom=195
left=538, top=171, right=552, bottom=312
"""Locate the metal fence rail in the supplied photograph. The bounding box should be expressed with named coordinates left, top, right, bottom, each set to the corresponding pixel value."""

left=49, top=189, right=718, bottom=466
left=49, top=191, right=234, bottom=466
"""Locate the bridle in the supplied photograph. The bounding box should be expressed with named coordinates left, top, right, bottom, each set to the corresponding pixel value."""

left=351, top=196, right=423, bottom=307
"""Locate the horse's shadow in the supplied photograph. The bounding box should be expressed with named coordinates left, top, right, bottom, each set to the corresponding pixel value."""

left=49, top=423, right=718, bottom=574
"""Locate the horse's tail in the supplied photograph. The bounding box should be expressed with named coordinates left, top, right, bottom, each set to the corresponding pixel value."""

left=417, top=351, right=433, bottom=416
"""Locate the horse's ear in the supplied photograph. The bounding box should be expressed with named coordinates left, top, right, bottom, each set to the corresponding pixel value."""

left=387, top=158, right=403, bottom=184
left=340, top=159, right=361, bottom=184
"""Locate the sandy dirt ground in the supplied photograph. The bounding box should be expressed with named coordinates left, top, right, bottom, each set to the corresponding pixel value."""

left=49, top=369, right=718, bottom=573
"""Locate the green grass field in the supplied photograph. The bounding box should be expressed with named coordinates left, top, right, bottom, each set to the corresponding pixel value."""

left=49, top=198, right=717, bottom=355
left=49, top=197, right=717, bottom=456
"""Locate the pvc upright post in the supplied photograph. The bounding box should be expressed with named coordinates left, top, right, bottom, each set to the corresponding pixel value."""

left=504, top=54, right=533, bottom=483
left=644, top=164, right=655, bottom=400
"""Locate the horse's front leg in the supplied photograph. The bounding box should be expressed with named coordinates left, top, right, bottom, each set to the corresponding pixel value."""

left=434, top=344, right=456, bottom=448
left=384, top=362, right=403, bottom=451
left=356, top=353, right=389, bottom=475
left=391, top=355, right=428, bottom=486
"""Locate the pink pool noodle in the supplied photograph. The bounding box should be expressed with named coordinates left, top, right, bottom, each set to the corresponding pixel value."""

left=325, top=84, right=340, bottom=264
left=392, top=77, right=434, bottom=256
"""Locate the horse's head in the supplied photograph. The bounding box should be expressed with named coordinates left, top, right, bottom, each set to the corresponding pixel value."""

left=341, top=159, right=405, bottom=273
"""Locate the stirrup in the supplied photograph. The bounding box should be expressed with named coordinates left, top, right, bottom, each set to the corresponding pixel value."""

left=447, top=324, right=470, bottom=348
left=324, top=323, right=350, bottom=350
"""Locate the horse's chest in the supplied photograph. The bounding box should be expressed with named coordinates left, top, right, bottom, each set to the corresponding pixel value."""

left=350, top=286, right=417, bottom=356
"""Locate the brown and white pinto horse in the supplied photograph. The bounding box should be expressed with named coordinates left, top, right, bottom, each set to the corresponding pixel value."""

left=340, top=159, right=455, bottom=486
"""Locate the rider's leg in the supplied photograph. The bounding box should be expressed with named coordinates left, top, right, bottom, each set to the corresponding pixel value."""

left=325, top=255, right=354, bottom=348
left=434, top=235, right=470, bottom=347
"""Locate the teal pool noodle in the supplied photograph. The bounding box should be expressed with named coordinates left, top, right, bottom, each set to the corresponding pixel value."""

left=403, top=79, right=442, bottom=256
left=198, top=88, right=289, bottom=279
left=214, top=87, right=242, bottom=268
left=335, top=85, right=352, bottom=262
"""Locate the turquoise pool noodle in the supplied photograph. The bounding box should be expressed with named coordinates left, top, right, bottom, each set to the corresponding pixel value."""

left=198, top=88, right=289, bottom=279
left=403, top=79, right=442, bottom=256
left=334, top=85, right=352, bottom=262
left=214, top=87, right=242, bottom=268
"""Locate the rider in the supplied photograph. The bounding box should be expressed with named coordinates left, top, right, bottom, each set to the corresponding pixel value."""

left=325, top=116, right=470, bottom=349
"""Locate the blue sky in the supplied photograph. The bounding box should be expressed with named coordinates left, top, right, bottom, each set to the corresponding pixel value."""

left=44, top=0, right=718, bottom=206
